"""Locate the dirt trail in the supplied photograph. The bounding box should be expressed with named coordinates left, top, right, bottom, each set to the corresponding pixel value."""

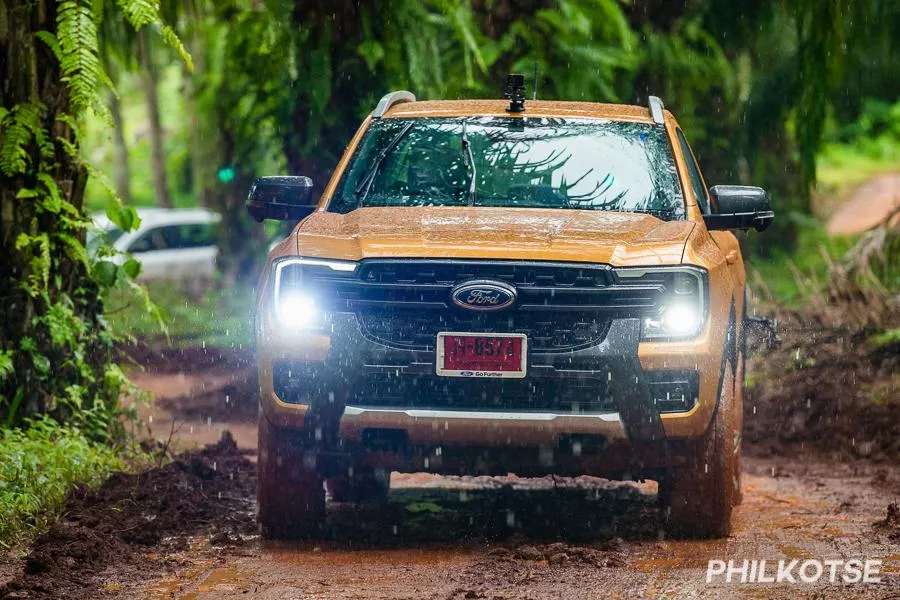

left=4, top=348, right=899, bottom=599
left=826, top=172, right=900, bottom=234
left=142, top=458, right=900, bottom=600
left=127, top=349, right=900, bottom=599
left=130, top=348, right=899, bottom=599
left=123, top=344, right=259, bottom=451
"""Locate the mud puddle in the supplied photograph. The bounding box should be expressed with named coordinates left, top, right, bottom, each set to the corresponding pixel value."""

left=2, top=438, right=899, bottom=599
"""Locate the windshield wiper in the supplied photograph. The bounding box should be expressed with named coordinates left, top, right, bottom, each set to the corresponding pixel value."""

left=355, top=121, right=415, bottom=206
left=461, top=121, right=477, bottom=206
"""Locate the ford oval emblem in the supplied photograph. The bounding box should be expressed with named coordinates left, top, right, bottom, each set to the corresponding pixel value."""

left=451, top=280, right=517, bottom=311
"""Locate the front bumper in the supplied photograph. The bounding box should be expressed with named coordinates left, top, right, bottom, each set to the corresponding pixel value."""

left=257, top=310, right=723, bottom=450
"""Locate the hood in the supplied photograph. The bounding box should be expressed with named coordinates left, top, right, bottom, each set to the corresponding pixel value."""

left=294, top=206, right=695, bottom=266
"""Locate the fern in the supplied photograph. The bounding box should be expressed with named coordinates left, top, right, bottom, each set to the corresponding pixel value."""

left=57, top=0, right=103, bottom=112
left=35, top=31, right=63, bottom=62
left=36, top=173, right=63, bottom=214
left=55, top=232, right=90, bottom=268
left=161, top=25, right=194, bottom=72
left=14, top=233, right=51, bottom=297
left=117, top=0, right=160, bottom=29
left=0, top=102, right=44, bottom=177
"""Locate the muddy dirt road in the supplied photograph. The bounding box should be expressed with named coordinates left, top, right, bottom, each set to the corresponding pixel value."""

left=128, top=360, right=900, bottom=597
left=3, top=350, right=898, bottom=600
left=144, top=459, right=900, bottom=600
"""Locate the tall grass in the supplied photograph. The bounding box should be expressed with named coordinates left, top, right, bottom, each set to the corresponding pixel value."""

left=0, top=418, right=123, bottom=549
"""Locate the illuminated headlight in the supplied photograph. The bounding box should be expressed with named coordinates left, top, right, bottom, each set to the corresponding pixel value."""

left=276, top=292, right=320, bottom=329
left=643, top=302, right=702, bottom=339
left=617, top=267, right=707, bottom=340
left=272, top=257, right=358, bottom=331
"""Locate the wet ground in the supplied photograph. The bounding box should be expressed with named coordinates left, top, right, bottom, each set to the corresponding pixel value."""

left=147, top=460, right=900, bottom=600
left=3, top=348, right=899, bottom=599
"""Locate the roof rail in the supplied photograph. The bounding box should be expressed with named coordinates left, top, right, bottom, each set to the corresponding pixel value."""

left=373, top=91, right=416, bottom=119
left=648, top=96, right=665, bottom=125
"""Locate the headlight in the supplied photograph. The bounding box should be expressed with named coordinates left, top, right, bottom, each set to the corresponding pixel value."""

left=276, top=291, right=320, bottom=329
left=272, top=257, right=358, bottom=331
left=616, top=267, right=707, bottom=340
left=643, top=302, right=701, bottom=338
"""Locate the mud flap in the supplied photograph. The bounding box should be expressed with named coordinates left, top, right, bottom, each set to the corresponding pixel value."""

left=605, top=319, right=666, bottom=443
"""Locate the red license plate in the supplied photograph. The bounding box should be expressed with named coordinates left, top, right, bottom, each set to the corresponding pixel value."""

left=436, top=333, right=527, bottom=378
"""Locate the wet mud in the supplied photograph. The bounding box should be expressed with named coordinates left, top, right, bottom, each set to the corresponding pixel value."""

left=2, top=343, right=899, bottom=598
left=0, top=433, right=255, bottom=600
left=744, top=309, right=900, bottom=463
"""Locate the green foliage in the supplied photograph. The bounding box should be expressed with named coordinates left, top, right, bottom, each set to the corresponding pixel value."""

left=106, top=282, right=252, bottom=349
left=869, top=328, right=900, bottom=352
left=0, top=0, right=188, bottom=432
left=0, top=418, right=123, bottom=548
left=505, top=0, right=638, bottom=102
left=791, top=0, right=856, bottom=192
left=748, top=216, right=856, bottom=305
left=57, top=1, right=104, bottom=112
left=115, top=0, right=194, bottom=70
left=0, top=102, right=47, bottom=176
left=824, top=99, right=900, bottom=162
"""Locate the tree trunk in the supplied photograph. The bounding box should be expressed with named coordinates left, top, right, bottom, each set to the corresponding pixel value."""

left=184, top=50, right=210, bottom=207
left=138, top=27, right=173, bottom=208
left=214, top=124, right=265, bottom=288
left=0, top=0, right=113, bottom=426
left=108, top=88, right=134, bottom=205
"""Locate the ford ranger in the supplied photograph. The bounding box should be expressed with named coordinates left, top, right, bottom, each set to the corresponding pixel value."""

left=247, top=76, right=774, bottom=539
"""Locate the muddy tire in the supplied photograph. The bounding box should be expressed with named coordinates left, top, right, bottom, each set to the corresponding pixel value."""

left=327, top=468, right=391, bottom=503
left=660, top=357, right=739, bottom=538
left=257, top=416, right=325, bottom=539
left=732, top=349, right=745, bottom=506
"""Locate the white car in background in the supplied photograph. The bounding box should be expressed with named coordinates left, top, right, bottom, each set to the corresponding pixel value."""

left=90, top=208, right=221, bottom=281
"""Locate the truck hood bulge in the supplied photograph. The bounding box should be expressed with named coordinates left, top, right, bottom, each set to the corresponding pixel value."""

left=293, top=206, right=695, bottom=266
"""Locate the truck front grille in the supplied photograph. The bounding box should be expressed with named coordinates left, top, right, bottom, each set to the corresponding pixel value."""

left=357, top=307, right=611, bottom=352
left=302, top=259, right=666, bottom=353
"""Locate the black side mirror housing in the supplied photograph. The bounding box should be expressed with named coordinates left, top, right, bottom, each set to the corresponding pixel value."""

left=704, top=185, right=774, bottom=232
left=246, top=176, right=316, bottom=222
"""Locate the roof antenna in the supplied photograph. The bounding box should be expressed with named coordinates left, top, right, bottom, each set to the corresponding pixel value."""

left=532, top=62, right=539, bottom=100
left=504, top=74, right=526, bottom=113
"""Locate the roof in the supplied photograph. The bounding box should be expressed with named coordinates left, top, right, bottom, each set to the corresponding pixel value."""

left=91, top=207, right=220, bottom=231
left=383, top=99, right=662, bottom=123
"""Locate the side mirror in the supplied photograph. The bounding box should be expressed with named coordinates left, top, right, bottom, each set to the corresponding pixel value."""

left=704, top=185, right=774, bottom=232
left=246, top=176, right=316, bottom=222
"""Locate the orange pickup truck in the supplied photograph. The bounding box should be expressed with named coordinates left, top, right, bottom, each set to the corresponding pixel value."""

left=248, top=76, right=774, bottom=539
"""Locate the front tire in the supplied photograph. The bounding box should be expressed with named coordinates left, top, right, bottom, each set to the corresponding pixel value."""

left=732, top=348, right=745, bottom=506
left=257, top=416, right=326, bottom=539
left=660, top=357, right=739, bottom=538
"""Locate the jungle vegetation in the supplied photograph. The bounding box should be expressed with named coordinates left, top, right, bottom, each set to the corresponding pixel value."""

left=1, top=0, right=898, bottom=451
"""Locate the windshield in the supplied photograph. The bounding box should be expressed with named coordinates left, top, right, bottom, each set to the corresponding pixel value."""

left=329, top=117, right=685, bottom=218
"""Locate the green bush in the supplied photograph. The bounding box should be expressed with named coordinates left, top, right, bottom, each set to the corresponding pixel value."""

left=748, top=216, right=856, bottom=305
left=0, top=418, right=123, bottom=548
